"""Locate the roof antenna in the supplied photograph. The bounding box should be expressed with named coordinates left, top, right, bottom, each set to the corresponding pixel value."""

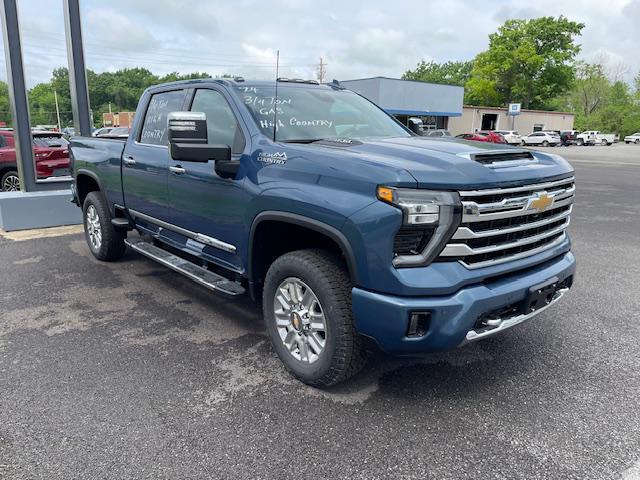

left=272, top=49, right=280, bottom=142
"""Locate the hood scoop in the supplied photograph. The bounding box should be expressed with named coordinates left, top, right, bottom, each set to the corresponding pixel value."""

left=459, top=149, right=536, bottom=169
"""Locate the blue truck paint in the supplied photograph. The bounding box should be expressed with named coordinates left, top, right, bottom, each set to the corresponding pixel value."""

left=71, top=78, right=575, bottom=356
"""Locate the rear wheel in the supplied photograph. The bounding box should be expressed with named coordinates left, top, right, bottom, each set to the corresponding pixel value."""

left=263, top=249, right=366, bottom=387
left=577, top=139, right=584, bottom=146
left=636, top=139, right=640, bottom=144
left=601, top=139, right=608, bottom=146
left=82, top=191, right=126, bottom=261
left=1, top=170, right=20, bottom=192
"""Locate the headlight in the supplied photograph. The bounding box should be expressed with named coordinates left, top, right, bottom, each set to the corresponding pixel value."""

left=377, top=186, right=461, bottom=267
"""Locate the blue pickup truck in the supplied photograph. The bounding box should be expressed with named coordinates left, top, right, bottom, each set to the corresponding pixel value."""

left=70, top=78, right=575, bottom=387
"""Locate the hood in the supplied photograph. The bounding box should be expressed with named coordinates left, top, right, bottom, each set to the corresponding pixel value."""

left=286, top=136, right=574, bottom=190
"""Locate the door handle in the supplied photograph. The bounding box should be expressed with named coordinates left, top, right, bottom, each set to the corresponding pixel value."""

left=123, top=156, right=136, bottom=167
left=169, top=166, right=186, bottom=175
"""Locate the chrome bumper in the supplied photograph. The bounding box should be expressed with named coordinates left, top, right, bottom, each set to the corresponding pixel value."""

left=462, top=287, right=569, bottom=344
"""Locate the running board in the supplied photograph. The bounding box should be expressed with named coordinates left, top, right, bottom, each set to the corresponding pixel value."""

left=125, top=239, right=245, bottom=296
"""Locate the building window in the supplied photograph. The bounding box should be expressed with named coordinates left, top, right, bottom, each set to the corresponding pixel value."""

left=533, top=124, right=544, bottom=132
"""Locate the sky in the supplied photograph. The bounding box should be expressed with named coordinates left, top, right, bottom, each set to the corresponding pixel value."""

left=0, top=0, right=638, bottom=88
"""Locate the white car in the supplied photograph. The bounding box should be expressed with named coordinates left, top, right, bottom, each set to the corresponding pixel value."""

left=494, top=130, right=522, bottom=145
left=624, top=132, right=640, bottom=144
left=521, top=131, right=561, bottom=147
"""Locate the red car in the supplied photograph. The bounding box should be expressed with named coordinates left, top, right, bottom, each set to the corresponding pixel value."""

left=455, top=131, right=507, bottom=144
left=0, top=130, right=71, bottom=191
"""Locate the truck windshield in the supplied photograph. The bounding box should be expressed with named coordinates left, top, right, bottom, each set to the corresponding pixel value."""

left=234, top=85, right=410, bottom=142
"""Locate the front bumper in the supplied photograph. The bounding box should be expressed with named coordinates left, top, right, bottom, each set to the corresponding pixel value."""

left=352, top=251, right=575, bottom=355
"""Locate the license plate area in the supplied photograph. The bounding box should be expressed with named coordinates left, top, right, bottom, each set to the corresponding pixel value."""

left=523, top=276, right=559, bottom=314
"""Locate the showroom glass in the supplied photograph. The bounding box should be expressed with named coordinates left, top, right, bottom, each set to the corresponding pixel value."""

left=234, top=85, right=410, bottom=142
left=191, top=89, right=245, bottom=153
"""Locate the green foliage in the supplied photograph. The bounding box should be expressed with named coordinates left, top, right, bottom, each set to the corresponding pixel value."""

left=557, top=62, right=640, bottom=137
left=18, top=67, right=217, bottom=128
left=0, top=80, right=11, bottom=126
left=402, top=60, right=472, bottom=87
left=465, top=16, right=584, bottom=109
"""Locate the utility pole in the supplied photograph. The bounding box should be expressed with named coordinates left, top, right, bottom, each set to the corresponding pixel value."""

left=316, top=57, right=327, bottom=83
left=54, top=90, right=62, bottom=131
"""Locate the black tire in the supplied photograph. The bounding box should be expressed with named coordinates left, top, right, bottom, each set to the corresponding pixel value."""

left=577, top=139, right=584, bottom=146
left=82, top=191, right=126, bottom=261
left=542, top=140, right=549, bottom=147
left=636, top=139, right=640, bottom=144
left=1, top=170, right=20, bottom=192
left=263, top=249, right=366, bottom=387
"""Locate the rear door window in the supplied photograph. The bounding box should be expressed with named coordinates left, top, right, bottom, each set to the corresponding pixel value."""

left=139, top=90, right=187, bottom=146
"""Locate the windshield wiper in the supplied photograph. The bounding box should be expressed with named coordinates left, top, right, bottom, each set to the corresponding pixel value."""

left=281, top=139, right=326, bottom=144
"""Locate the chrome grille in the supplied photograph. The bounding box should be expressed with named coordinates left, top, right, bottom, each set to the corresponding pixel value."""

left=439, top=177, right=575, bottom=269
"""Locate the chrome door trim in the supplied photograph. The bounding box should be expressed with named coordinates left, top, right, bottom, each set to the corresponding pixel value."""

left=128, top=208, right=236, bottom=254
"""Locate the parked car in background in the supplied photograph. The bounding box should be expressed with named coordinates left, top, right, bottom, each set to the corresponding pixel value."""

left=424, top=129, right=452, bottom=138
left=560, top=130, right=579, bottom=146
left=93, top=127, right=114, bottom=137
left=494, top=130, right=521, bottom=145
left=62, top=127, right=76, bottom=137
left=624, top=132, right=640, bottom=144
left=97, top=127, right=130, bottom=138
left=521, top=131, right=561, bottom=147
left=0, top=130, right=70, bottom=191
left=576, top=130, right=616, bottom=146
left=456, top=131, right=506, bottom=144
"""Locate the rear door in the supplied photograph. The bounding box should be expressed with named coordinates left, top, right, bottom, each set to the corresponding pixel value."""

left=122, top=88, right=187, bottom=222
left=166, top=87, right=249, bottom=271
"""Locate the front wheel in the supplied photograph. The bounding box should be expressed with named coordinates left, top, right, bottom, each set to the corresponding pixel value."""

left=1, top=170, right=20, bottom=192
left=601, top=139, right=608, bottom=146
left=636, top=139, right=640, bottom=144
left=577, top=139, right=584, bottom=146
left=82, top=191, right=126, bottom=261
left=263, top=249, right=366, bottom=387
left=542, top=140, right=549, bottom=147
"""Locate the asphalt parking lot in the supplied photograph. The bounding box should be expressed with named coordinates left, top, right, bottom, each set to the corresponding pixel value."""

left=1, top=143, right=639, bottom=479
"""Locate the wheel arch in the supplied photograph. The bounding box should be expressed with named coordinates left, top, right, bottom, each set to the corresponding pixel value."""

left=75, top=169, right=103, bottom=207
left=248, top=211, right=359, bottom=301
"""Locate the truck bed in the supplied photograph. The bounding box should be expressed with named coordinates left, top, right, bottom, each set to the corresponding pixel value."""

left=70, top=136, right=127, bottom=209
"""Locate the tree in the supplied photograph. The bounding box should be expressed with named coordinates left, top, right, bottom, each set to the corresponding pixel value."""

left=402, top=60, right=473, bottom=87
left=0, top=81, right=11, bottom=126
left=465, top=16, right=584, bottom=109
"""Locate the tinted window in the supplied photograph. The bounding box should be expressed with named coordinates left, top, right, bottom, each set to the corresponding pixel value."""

left=0, top=135, right=6, bottom=148
left=140, top=90, right=186, bottom=145
left=191, top=89, right=244, bottom=153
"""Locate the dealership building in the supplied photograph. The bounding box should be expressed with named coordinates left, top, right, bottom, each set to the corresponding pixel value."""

left=341, top=77, right=574, bottom=136
left=341, top=77, right=464, bottom=130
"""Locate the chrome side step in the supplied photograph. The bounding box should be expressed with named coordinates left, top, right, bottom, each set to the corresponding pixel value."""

left=125, top=239, right=245, bottom=296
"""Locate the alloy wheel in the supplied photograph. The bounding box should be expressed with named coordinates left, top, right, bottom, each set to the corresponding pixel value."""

left=85, top=204, right=102, bottom=250
left=2, top=174, right=20, bottom=192
left=273, top=277, right=327, bottom=364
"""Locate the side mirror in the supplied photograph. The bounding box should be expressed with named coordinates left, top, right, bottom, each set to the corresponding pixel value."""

left=167, top=111, right=231, bottom=163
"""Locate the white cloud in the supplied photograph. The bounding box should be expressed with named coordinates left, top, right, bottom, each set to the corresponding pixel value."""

left=0, top=0, right=638, bottom=87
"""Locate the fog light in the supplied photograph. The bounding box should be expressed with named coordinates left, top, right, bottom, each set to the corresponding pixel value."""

left=407, top=312, right=430, bottom=337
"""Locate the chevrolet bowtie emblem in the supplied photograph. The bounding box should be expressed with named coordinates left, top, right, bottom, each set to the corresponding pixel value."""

left=528, top=193, right=554, bottom=212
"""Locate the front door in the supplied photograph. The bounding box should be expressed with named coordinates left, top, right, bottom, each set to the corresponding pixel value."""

left=167, top=87, right=249, bottom=272
left=122, top=88, right=187, bottom=221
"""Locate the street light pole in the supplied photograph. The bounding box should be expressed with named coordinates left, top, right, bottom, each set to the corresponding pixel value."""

left=54, top=90, right=62, bottom=131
